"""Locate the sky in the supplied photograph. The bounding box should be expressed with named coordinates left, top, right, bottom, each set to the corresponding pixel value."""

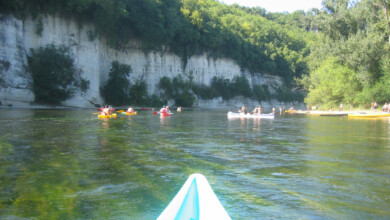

left=218, top=0, right=323, bottom=13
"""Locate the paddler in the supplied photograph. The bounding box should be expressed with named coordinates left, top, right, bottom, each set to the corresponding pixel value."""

left=101, top=106, right=110, bottom=115
left=160, top=106, right=166, bottom=114
left=126, top=106, right=135, bottom=113
left=239, top=106, right=248, bottom=114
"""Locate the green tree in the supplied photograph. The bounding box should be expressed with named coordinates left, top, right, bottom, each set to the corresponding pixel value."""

left=356, top=74, right=390, bottom=106
left=230, top=75, right=253, bottom=98
left=159, top=74, right=196, bottom=107
left=253, top=84, right=271, bottom=102
left=27, top=44, right=89, bottom=105
left=304, top=57, right=362, bottom=107
left=129, top=79, right=148, bottom=105
left=101, top=61, right=132, bottom=106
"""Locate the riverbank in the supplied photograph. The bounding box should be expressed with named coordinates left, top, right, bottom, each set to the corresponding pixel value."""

left=0, top=97, right=306, bottom=112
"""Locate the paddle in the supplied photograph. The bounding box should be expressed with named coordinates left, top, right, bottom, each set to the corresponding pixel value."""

left=92, top=112, right=99, bottom=115
left=153, top=112, right=160, bottom=115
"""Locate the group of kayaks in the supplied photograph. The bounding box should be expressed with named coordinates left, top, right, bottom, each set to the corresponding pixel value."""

left=96, top=109, right=173, bottom=119
left=97, top=112, right=138, bottom=118
left=97, top=109, right=276, bottom=119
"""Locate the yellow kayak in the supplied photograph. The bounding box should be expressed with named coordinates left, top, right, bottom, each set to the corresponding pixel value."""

left=284, top=110, right=297, bottom=113
left=125, top=112, right=137, bottom=116
left=348, top=113, right=390, bottom=118
left=98, top=113, right=117, bottom=119
left=285, top=110, right=308, bottom=114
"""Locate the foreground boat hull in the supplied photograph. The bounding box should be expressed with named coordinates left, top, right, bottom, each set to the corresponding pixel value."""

left=158, top=173, right=231, bottom=220
left=227, top=112, right=274, bottom=119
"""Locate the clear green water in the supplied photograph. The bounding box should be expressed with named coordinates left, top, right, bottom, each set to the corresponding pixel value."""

left=0, top=109, right=389, bottom=219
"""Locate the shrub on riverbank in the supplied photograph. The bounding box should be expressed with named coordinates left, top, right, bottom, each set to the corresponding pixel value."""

left=160, top=74, right=300, bottom=107
left=101, top=61, right=132, bottom=106
left=159, top=74, right=197, bottom=107
left=101, top=61, right=165, bottom=107
left=27, top=44, right=89, bottom=105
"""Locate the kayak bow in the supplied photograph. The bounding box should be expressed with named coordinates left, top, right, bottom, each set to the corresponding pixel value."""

left=158, top=173, right=230, bottom=220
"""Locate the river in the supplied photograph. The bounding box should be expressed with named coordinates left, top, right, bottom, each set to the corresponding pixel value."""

left=0, top=109, right=389, bottom=219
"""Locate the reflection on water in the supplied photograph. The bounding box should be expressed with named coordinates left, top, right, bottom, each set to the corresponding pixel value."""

left=0, top=109, right=389, bottom=219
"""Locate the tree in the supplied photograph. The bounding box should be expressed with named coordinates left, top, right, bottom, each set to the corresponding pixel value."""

left=367, top=0, right=390, bottom=43
left=27, top=44, right=89, bottom=105
left=304, top=57, right=362, bottom=107
left=101, top=61, right=132, bottom=106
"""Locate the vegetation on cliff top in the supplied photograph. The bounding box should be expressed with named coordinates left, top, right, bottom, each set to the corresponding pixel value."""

left=2, top=0, right=390, bottom=107
left=0, top=0, right=312, bottom=82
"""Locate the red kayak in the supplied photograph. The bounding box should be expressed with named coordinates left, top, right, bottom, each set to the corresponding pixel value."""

left=140, top=107, right=152, bottom=110
left=160, top=112, right=172, bottom=117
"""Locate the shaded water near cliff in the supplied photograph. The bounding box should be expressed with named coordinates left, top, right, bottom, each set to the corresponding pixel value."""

left=0, top=109, right=389, bottom=219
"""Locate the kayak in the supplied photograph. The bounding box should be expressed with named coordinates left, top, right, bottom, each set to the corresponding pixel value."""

left=160, top=113, right=172, bottom=117
left=348, top=112, right=390, bottom=118
left=285, top=110, right=308, bottom=114
left=227, top=111, right=274, bottom=119
left=310, top=111, right=338, bottom=115
left=320, top=113, right=348, bottom=116
left=284, top=110, right=297, bottom=113
left=98, top=113, right=117, bottom=119
left=125, top=112, right=137, bottom=116
left=157, top=173, right=231, bottom=220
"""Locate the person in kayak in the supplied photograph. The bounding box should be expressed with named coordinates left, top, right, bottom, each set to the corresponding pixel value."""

left=101, top=106, right=111, bottom=115
left=239, top=106, right=248, bottom=114
left=177, top=106, right=182, bottom=112
left=126, top=106, right=135, bottom=113
left=159, top=106, right=165, bottom=113
left=166, top=106, right=172, bottom=114
left=160, top=106, right=170, bottom=114
left=251, top=105, right=262, bottom=115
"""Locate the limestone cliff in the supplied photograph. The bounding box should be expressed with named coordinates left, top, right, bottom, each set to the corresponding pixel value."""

left=0, top=14, right=283, bottom=108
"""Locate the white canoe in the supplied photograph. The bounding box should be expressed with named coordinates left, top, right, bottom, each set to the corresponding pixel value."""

left=157, top=173, right=231, bottom=220
left=227, top=111, right=274, bottom=119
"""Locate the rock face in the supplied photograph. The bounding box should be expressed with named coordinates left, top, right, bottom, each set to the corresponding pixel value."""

left=0, top=14, right=283, bottom=108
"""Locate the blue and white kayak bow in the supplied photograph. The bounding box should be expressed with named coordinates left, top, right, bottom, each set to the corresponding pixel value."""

left=157, top=173, right=231, bottom=220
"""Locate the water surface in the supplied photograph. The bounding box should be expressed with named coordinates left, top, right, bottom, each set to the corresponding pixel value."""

left=0, top=109, right=389, bottom=219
